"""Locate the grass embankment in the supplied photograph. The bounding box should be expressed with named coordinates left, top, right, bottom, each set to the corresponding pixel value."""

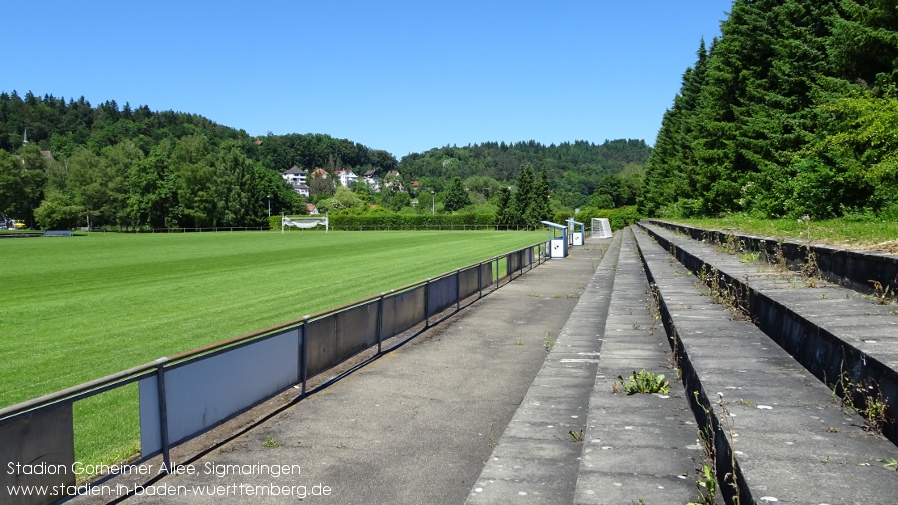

left=663, top=215, right=898, bottom=252
left=0, top=229, right=544, bottom=467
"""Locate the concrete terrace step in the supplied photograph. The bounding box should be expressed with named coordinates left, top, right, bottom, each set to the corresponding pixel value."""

left=467, top=229, right=707, bottom=504
left=574, top=228, right=697, bottom=504
left=465, top=232, right=623, bottom=504
left=634, top=225, right=898, bottom=504
left=640, top=221, right=898, bottom=445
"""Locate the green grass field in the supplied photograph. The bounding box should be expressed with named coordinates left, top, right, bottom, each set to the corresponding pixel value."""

left=1, top=229, right=544, bottom=468
left=1, top=229, right=544, bottom=407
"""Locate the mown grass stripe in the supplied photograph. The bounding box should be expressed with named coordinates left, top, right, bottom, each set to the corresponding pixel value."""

left=1, top=230, right=543, bottom=408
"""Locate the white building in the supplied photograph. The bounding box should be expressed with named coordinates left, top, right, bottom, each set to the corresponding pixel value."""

left=282, top=166, right=307, bottom=186
left=293, top=184, right=310, bottom=197
left=335, top=169, right=359, bottom=188
left=363, top=170, right=381, bottom=191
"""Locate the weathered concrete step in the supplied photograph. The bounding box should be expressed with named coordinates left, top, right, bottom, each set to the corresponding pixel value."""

left=465, top=232, right=623, bottom=504
left=574, top=228, right=697, bottom=504
left=640, top=220, right=898, bottom=445
left=644, top=218, right=898, bottom=296
left=633, top=226, right=898, bottom=504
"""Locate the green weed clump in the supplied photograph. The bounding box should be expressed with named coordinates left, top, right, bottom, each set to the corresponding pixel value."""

left=615, top=369, right=671, bottom=395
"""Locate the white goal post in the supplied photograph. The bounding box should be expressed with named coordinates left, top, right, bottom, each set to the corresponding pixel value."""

left=282, top=214, right=328, bottom=233
left=591, top=218, right=612, bottom=239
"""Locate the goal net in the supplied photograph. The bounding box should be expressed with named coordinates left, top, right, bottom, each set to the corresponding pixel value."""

left=282, top=215, right=328, bottom=233
left=591, top=218, right=612, bottom=238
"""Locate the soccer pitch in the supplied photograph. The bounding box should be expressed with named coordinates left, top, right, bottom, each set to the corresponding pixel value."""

left=0, top=229, right=545, bottom=409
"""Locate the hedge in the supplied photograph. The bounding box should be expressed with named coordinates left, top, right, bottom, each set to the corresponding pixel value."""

left=553, top=206, right=643, bottom=232
left=270, top=213, right=515, bottom=231
left=269, top=211, right=640, bottom=232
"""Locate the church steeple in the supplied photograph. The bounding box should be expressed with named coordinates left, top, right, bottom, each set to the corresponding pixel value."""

left=22, top=128, right=28, bottom=146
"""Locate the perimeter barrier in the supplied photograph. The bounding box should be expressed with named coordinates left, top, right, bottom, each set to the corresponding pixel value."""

left=0, top=241, right=546, bottom=505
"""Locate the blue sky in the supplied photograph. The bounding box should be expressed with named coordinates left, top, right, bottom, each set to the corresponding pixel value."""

left=4, top=1, right=730, bottom=159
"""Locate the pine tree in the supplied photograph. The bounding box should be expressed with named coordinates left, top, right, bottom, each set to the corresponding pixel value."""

left=510, top=163, right=535, bottom=225
left=443, top=176, right=470, bottom=212
left=528, top=167, right=552, bottom=223
left=495, top=187, right=511, bottom=226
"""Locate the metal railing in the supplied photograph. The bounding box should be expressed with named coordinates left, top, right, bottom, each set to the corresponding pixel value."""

left=0, top=241, right=548, bottom=504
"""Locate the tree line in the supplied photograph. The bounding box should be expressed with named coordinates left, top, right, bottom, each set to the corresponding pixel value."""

left=641, top=0, right=898, bottom=220
left=399, top=139, right=650, bottom=210
left=0, top=92, right=399, bottom=229
left=0, top=90, right=652, bottom=229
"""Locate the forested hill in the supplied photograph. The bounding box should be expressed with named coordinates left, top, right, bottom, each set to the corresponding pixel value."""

left=0, top=91, right=399, bottom=173
left=0, top=91, right=400, bottom=229
left=641, top=0, right=898, bottom=220
left=399, top=139, right=652, bottom=208
left=0, top=89, right=651, bottom=229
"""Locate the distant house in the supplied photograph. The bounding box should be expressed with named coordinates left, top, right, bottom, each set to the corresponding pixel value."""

left=363, top=170, right=381, bottom=191
left=293, top=184, right=310, bottom=197
left=335, top=169, right=359, bottom=188
left=383, top=170, right=404, bottom=192
left=307, top=203, right=319, bottom=215
left=281, top=166, right=307, bottom=186
left=310, top=168, right=328, bottom=179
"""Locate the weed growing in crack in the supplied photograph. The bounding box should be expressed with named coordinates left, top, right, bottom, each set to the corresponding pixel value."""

left=696, top=267, right=752, bottom=321
left=738, top=252, right=759, bottom=263
left=615, top=370, right=670, bottom=395
left=772, top=241, right=788, bottom=272
left=716, top=394, right=742, bottom=503
left=690, top=392, right=742, bottom=505
left=877, top=458, right=898, bottom=470
left=687, top=463, right=717, bottom=505
left=798, top=215, right=821, bottom=287
left=722, top=232, right=742, bottom=255
left=828, top=365, right=890, bottom=434
left=860, top=380, right=889, bottom=434
left=869, top=280, right=897, bottom=305
left=568, top=429, right=584, bottom=443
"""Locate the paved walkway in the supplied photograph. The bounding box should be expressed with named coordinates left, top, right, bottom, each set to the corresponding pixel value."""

left=102, top=239, right=610, bottom=505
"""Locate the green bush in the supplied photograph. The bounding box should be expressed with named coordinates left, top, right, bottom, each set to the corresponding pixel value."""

left=329, top=213, right=497, bottom=230
left=574, top=206, right=643, bottom=231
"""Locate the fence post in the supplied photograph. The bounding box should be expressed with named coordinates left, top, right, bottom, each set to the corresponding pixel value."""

left=456, top=270, right=461, bottom=312
left=377, top=293, right=385, bottom=354
left=424, top=279, right=431, bottom=328
left=301, top=316, right=310, bottom=397
left=154, top=357, right=171, bottom=473
left=478, top=261, right=483, bottom=300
